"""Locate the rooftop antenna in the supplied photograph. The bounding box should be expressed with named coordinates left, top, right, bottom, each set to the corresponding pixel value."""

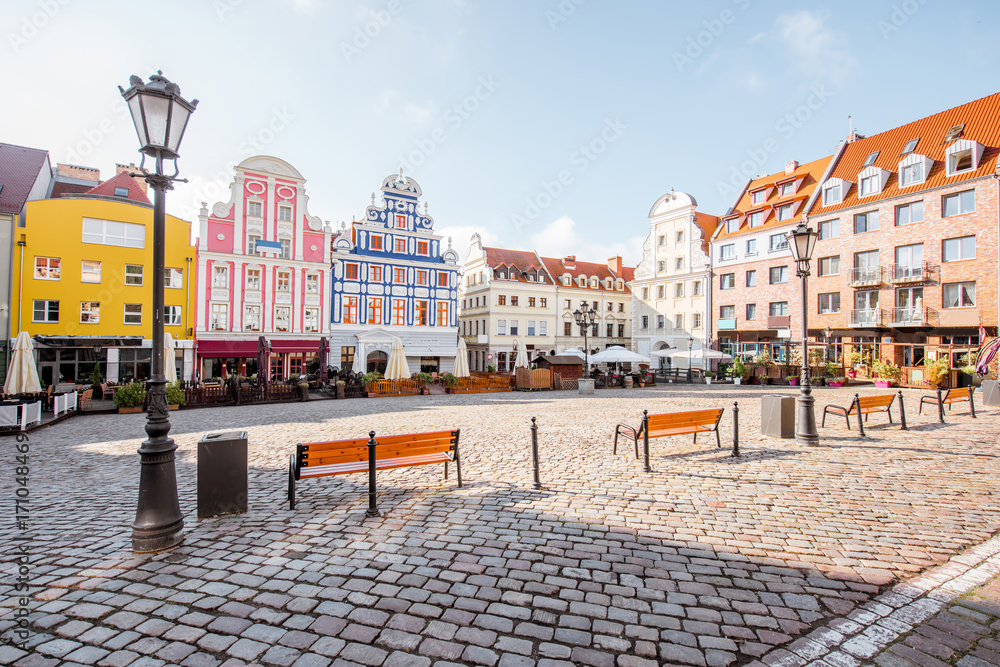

left=848, top=115, right=853, bottom=137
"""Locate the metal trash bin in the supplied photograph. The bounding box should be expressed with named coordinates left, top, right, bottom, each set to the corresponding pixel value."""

left=982, top=380, right=1000, bottom=407
left=198, top=430, right=248, bottom=519
left=761, top=395, right=795, bottom=438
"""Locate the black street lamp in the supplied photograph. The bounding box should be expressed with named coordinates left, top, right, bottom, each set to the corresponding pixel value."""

left=688, top=336, right=694, bottom=382
left=573, top=301, right=598, bottom=375
left=824, top=325, right=832, bottom=363
left=786, top=221, right=820, bottom=447
left=120, top=71, right=198, bottom=553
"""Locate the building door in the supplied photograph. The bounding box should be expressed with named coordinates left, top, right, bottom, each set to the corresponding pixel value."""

left=854, top=290, right=879, bottom=326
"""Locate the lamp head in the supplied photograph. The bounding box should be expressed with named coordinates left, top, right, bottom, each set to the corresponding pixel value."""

left=119, top=71, right=198, bottom=161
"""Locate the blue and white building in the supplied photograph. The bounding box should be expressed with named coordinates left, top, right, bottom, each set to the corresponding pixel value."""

left=329, top=172, right=460, bottom=374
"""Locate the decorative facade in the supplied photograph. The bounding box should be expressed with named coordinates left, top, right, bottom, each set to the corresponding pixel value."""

left=195, top=156, right=332, bottom=380
left=329, top=172, right=460, bottom=374
left=630, top=190, right=718, bottom=367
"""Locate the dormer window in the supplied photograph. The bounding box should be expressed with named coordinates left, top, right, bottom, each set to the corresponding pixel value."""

left=563, top=276, right=571, bottom=286
left=776, top=204, right=793, bottom=221
left=748, top=211, right=763, bottom=228
left=590, top=277, right=598, bottom=288
left=901, top=138, right=919, bottom=156
left=779, top=182, right=794, bottom=197
left=945, top=139, right=983, bottom=176
left=496, top=268, right=506, bottom=280
left=822, top=181, right=842, bottom=206
left=751, top=190, right=766, bottom=205
left=863, top=151, right=880, bottom=167
left=859, top=174, right=879, bottom=197
left=857, top=167, right=890, bottom=198
left=725, top=218, right=740, bottom=233
left=898, top=153, right=932, bottom=187
left=114, top=187, right=129, bottom=198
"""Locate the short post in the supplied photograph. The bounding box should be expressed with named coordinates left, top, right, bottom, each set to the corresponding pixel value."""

left=855, top=394, right=865, bottom=438
left=970, top=387, right=977, bottom=418
left=937, top=387, right=945, bottom=424
left=641, top=409, right=651, bottom=472
left=366, top=431, right=380, bottom=517
left=731, top=401, right=740, bottom=457
left=530, top=417, right=541, bottom=489
left=898, top=390, right=908, bottom=430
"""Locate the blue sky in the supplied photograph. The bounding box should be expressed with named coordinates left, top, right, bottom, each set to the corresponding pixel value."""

left=5, top=0, right=1000, bottom=266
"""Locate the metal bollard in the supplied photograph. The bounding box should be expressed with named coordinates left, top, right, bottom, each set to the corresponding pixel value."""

left=855, top=394, right=865, bottom=438
left=530, top=417, right=541, bottom=489
left=641, top=409, right=651, bottom=472
left=971, top=386, right=977, bottom=419
left=937, top=387, right=945, bottom=424
left=731, top=401, right=740, bottom=457
left=366, top=431, right=380, bottom=517
left=898, top=390, right=908, bottom=430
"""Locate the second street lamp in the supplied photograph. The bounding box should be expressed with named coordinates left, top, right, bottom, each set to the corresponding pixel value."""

left=573, top=302, right=598, bottom=376
left=786, top=221, right=820, bottom=447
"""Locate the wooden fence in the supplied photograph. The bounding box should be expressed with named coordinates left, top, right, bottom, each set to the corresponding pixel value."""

left=178, top=382, right=300, bottom=407
left=366, top=379, right=422, bottom=397
left=515, top=368, right=552, bottom=390
left=451, top=375, right=513, bottom=393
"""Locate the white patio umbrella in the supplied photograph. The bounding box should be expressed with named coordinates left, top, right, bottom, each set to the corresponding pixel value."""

left=666, top=349, right=733, bottom=361
left=352, top=341, right=366, bottom=375
left=453, top=337, right=470, bottom=377
left=514, top=338, right=531, bottom=369
left=559, top=348, right=586, bottom=359
left=163, top=332, right=177, bottom=384
left=384, top=336, right=411, bottom=380
left=5, top=332, right=42, bottom=394
left=589, top=346, right=650, bottom=364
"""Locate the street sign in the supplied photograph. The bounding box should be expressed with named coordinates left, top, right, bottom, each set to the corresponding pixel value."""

left=487, top=353, right=493, bottom=360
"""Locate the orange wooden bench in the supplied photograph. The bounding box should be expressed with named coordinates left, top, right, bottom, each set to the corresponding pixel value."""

left=614, top=408, right=725, bottom=459
left=920, top=386, right=976, bottom=423
left=288, top=429, right=461, bottom=515
left=822, top=393, right=897, bottom=430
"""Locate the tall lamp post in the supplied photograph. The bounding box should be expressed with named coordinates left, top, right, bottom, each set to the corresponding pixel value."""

left=573, top=302, right=598, bottom=376
left=787, top=221, right=819, bottom=447
left=120, top=72, right=198, bottom=552
left=823, top=325, right=832, bottom=363
left=688, top=336, right=694, bottom=382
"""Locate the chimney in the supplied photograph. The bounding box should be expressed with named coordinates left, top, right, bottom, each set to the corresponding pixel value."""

left=117, top=163, right=148, bottom=195
left=846, top=129, right=863, bottom=144
left=562, top=255, right=576, bottom=269
left=784, top=160, right=798, bottom=175
left=55, top=163, right=100, bottom=182
left=607, top=256, right=622, bottom=274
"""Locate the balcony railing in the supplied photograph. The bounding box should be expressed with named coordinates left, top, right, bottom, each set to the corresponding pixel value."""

left=767, top=315, right=790, bottom=328
left=717, top=318, right=737, bottom=330
left=848, top=266, right=883, bottom=287
left=847, top=308, right=883, bottom=327
left=888, top=262, right=932, bottom=284
left=886, top=307, right=934, bottom=327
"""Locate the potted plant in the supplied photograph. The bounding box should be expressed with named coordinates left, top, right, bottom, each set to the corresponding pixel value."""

left=826, top=376, right=845, bottom=388
left=923, top=356, right=950, bottom=388
left=824, top=360, right=842, bottom=383
left=442, top=373, right=459, bottom=393
left=704, top=371, right=714, bottom=385
left=414, top=372, right=433, bottom=394
left=753, top=351, right=773, bottom=385
left=729, top=358, right=749, bottom=385
left=786, top=375, right=799, bottom=386
left=871, top=359, right=900, bottom=389
left=166, top=381, right=185, bottom=410
left=486, top=364, right=497, bottom=374
left=113, top=381, right=146, bottom=414
left=296, top=374, right=310, bottom=401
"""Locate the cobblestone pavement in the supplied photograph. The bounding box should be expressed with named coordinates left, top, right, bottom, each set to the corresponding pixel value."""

left=1, top=384, right=999, bottom=667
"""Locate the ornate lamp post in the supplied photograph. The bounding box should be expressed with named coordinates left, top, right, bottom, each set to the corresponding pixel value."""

left=688, top=336, right=694, bottom=382
left=786, top=221, right=820, bottom=446
left=119, top=71, right=198, bottom=552
left=823, top=325, right=832, bottom=363
left=573, top=302, right=598, bottom=375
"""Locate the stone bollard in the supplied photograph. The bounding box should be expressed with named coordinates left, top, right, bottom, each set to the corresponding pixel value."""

left=578, top=378, right=595, bottom=396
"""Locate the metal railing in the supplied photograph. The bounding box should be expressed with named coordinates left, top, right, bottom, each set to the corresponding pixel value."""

left=888, top=262, right=930, bottom=283
left=847, top=308, right=883, bottom=327
left=848, top=266, right=883, bottom=287
left=886, top=307, right=934, bottom=327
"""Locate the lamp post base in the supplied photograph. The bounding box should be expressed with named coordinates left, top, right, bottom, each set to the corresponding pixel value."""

left=795, top=383, right=820, bottom=447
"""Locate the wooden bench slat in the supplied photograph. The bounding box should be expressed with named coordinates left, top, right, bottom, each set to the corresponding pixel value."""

left=648, top=425, right=712, bottom=437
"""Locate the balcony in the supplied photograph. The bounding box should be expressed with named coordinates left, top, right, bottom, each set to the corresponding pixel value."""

left=888, top=262, right=933, bottom=284
left=848, top=308, right=883, bottom=327
left=717, top=318, right=737, bottom=330
left=767, top=315, right=790, bottom=328
left=848, top=266, right=883, bottom=287
left=886, top=307, right=934, bottom=327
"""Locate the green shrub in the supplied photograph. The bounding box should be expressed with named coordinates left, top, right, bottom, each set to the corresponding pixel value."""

left=871, top=358, right=901, bottom=380
left=361, top=371, right=382, bottom=385
left=166, top=381, right=185, bottom=406
left=442, top=373, right=458, bottom=387
left=728, top=358, right=749, bottom=378
left=113, top=381, right=146, bottom=408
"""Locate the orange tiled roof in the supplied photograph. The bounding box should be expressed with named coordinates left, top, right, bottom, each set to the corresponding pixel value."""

left=484, top=247, right=550, bottom=283
left=694, top=212, right=720, bottom=253
left=715, top=156, right=832, bottom=239
left=815, top=90, right=1000, bottom=214
left=538, top=256, right=634, bottom=293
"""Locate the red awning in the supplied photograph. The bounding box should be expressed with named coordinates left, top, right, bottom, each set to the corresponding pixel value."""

left=198, top=340, right=259, bottom=358
left=270, top=339, right=322, bottom=354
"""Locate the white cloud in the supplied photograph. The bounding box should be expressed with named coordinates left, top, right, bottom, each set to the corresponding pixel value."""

left=775, top=10, right=856, bottom=85
left=747, top=31, right=765, bottom=45
left=527, top=216, right=645, bottom=268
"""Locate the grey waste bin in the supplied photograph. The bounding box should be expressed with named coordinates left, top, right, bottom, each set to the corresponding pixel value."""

left=761, top=395, right=795, bottom=438
left=198, top=430, right=248, bottom=519
left=982, top=380, right=1000, bottom=407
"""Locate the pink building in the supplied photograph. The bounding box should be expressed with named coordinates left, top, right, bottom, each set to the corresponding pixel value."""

left=195, top=156, right=331, bottom=380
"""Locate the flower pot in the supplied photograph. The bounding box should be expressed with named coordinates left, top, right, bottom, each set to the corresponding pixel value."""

left=874, top=380, right=892, bottom=389
left=336, top=385, right=345, bottom=399
left=733, top=378, right=742, bottom=385
left=705, top=378, right=712, bottom=385
left=787, top=378, right=799, bottom=386
left=827, top=381, right=844, bottom=388
left=118, top=407, right=142, bottom=414
left=168, top=404, right=180, bottom=411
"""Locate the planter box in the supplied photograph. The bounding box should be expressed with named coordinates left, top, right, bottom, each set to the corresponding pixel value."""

left=118, top=407, right=142, bottom=414
left=786, top=378, right=799, bottom=386
left=826, top=381, right=844, bottom=388
left=168, top=404, right=180, bottom=411
left=873, top=380, right=892, bottom=389
left=733, top=378, right=743, bottom=385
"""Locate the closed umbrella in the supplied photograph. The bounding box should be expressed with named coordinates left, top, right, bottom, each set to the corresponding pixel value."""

left=5, top=332, right=42, bottom=394
left=384, top=336, right=411, bottom=380
left=454, top=337, right=470, bottom=377
left=352, top=341, right=366, bottom=375
left=257, top=336, right=269, bottom=388
left=163, top=332, right=177, bottom=384
left=318, top=337, right=329, bottom=383
left=514, top=338, right=531, bottom=369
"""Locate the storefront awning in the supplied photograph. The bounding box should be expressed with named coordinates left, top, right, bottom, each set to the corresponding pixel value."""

left=270, top=339, right=322, bottom=354
left=34, top=335, right=143, bottom=347
left=198, top=340, right=259, bottom=358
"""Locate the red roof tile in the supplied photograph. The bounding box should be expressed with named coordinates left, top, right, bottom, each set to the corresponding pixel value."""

left=50, top=181, right=96, bottom=198
left=83, top=171, right=151, bottom=205
left=539, top=255, right=634, bottom=293
left=0, top=142, right=49, bottom=214
left=484, top=247, right=550, bottom=283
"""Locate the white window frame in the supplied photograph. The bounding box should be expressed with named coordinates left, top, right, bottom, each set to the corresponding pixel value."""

left=818, top=219, right=840, bottom=240
left=33, top=299, right=59, bottom=323
left=81, top=260, right=101, bottom=283
left=304, top=308, right=320, bottom=333
left=34, top=256, right=60, bottom=280
left=942, top=190, right=975, bottom=218
left=306, top=273, right=319, bottom=294
left=164, top=305, right=182, bottom=326
left=80, top=301, right=100, bottom=324
left=818, top=292, right=841, bottom=314
left=210, top=303, right=228, bottom=330
left=942, top=236, right=976, bottom=262
left=165, top=268, right=183, bottom=289
left=247, top=200, right=263, bottom=218
left=945, top=140, right=983, bottom=177
left=275, top=306, right=291, bottom=332
left=719, top=244, right=735, bottom=261
left=213, top=266, right=229, bottom=288
left=277, top=270, right=291, bottom=292
left=279, top=238, right=291, bottom=259
left=82, top=217, right=145, bottom=248
left=822, top=180, right=844, bottom=206
left=243, top=305, right=261, bottom=332
left=895, top=201, right=924, bottom=226
left=497, top=319, right=506, bottom=336
left=943, top=282, right=976, bottom=309
left=125, top=264, right=144, bottom=286
left=278, top=204, right=292, bottom=221
left=124, top=303, right=142, bottom=325
left=248, top=235, right=260, bottom=255
left=539, top=321, right=548, bottom=336
left=748, top=211, right=763, bottom=228
left=246, top=268, right=261, bottom=290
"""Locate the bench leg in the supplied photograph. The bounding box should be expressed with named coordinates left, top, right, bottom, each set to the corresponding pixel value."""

left=821, top=408, right=828, bottom=428
left=455, top=446, right=463, bottom=489
left=613, top=428, right=619, bottom=455
left=693, top=432, right=697, bottom=445
left=444, top=461, right=448, bottom=481
left=886, top=409, right=893, bottom=424
left=288, top=454, right=296, bottom=511
left=715, top=428, right=721, bottom=449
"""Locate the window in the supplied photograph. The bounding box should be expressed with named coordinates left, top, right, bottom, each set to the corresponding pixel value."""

left=769, top=301, right=788, bottom=317
left=818, top=219, right=839, bottom=240
left=541, top=298, right=548, bottom=308
left=394, top=238, right=407, bottom=253
left=531, top=297, right=539, bottom=308
left=275, top=306, right=290, bottom=332
left=304, top=308, right=320, bottom=333
left=392, top=299, right=405, bottom=325
left=125, top=264, right=143, bottom=286
left=617, top=323, right=624, bottom=337
left=942, top=236, right=976, bottom=262
left=676, top=230, right=684, bottom=243
left=511, top=296, right=519, bottom=306
left=769, top=233, right=788, bottom=252
left=641, top=288, right=649, bottom=301
left=942, top=190, right=975, bottom=217
left=81, top=260, right=101, bottom=283
left=894, top=201, right=924, bottom=226
left=854, top=211, right=879, bottom=233
left=657, top=235, right=665, bottom=246
left=863, top=150, right=880, bottom=167
left=113, top=186, right=129, bottom=197
left=564, top=321, right=572, bottom=336
left=565, top=299, right=572, bottom=309
left=720, top=305, right=735, bottom=319
left=748, top=211, right=763, bottom=228
left=720, top=273, right=735, bottom=290
left=82, top=218, right=145, bottom=248
left=368, top=265, right=383, bottom=282
left=247, top=201, right=262, bottom=217
left=416, top=270, right=428, bottom=286
left=751, top=190, right=765, bottom=205
left=675, top=257, right=684, bottom=270
left=726, top=219, right=740, bottom=233
left=746, top=239, right=757, bottom=255
left=901, top=138, right=919, bottom=156
left=277, top=271, right=291, bottom=291
left=210, top=304, right=228, bottom=330
left=279, top=239, right=291, bottom=259
left=35, top=257, right=60, bottom=280
left=656, top=315, right=665, bottom=329
left=530, top=321, right=538, bottom=336
left=370, top=235, right=384, bottom=251
left=769, top=266, right=788, bottom=284
left=246, top=235, right=261, bottom=256
left=438, top=272, right=449, bottom=288
left=693, top=313, right=702, bottom=328
left=719, top=244, right=735, bottom=261
left=243, top=305, right=261, bottom=331
left=498, top=295, right=506, bottom=306
left=859, top=174, right=879, bottom=197
left=745, top=303, right=756, bottom=320
left=822, top=182, right=841, bottom=206
left=746, top=270, right=756, bottom=287
left=345, top=263, right=359, bottom=280
left=776, top=204, right=792, bottom=221
left=641, top=315, right=649, bottom=331
left=943, top=282, right=976, bottom=308
left=80, top=301, right=100, bottom=324
left=675, top=314, right=684, bottom=329
left=278, top=205, right=292, bottom=222
left=499, top=318, right=509, bottom=335
left=368, top=298, right=383, bottom=324
left=342, top=297, right=358, bottom=324
left=947, top=147, right=974, bottom=175
left=33, top=300, right=58, bottom=323
left=818, top=293, right=841, bottom=314
left=416, top=240, right=429, bottom=255
left=780, top=182, right=794, bottom=196
left=675, top=283, right=684, bottom=297
left=395, top=214, right=406, bottom=229
left=393, top=267, right=406, bottom=283
left=540, top=321, right=548, bottom=336
left=900, top=162, right=923, bottom=186
left=246, top=268, right=261, bottom=290
left=657, top=285, right=665, bottom=299
left=124, top=304, right=142, bottom=325
left=818, top=256, right=840, bottom=276
left=415, top=300, right=428, bottom=326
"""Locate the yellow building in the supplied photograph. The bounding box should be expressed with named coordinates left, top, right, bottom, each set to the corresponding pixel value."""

left=12, top=172, right=197, bottom=386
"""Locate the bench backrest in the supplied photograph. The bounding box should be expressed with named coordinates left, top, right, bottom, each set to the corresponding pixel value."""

left=297, top=430, right=459, bottom=470
left=856, top=394, right=894, bottom=409
left=944, top=387, right=973, bottom=402
left=648, top=408, right=724, bottom=431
